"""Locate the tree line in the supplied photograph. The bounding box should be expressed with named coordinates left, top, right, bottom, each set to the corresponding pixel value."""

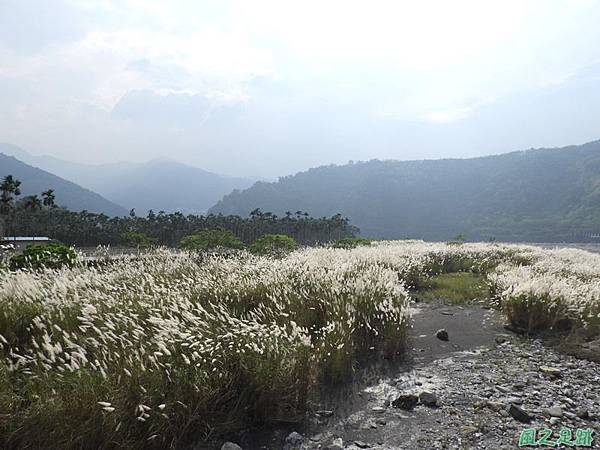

left=1, top=175, right=359, bottom=247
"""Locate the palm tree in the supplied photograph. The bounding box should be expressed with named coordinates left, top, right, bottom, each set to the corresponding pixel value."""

left=42, top=189, right=57, bottom=208
left=0, top=175, right=22, bottom=237
left=0, top=175, right=22, bottom=214
left=23, top=195, right=43, bottom=211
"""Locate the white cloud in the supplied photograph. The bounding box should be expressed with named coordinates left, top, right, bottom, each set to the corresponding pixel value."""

left=1, top=0, right=600, bottom=176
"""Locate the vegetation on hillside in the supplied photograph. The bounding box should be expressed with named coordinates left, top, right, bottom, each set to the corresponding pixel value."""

left=210, top=140, right=600, bottom=242
left=0, top=153, right=126, bottom=216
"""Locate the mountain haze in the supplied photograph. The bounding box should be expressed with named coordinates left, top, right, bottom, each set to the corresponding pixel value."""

left=210, top=140, right=600, bottom=242
left=0, top=144, right=257, bottom=215
left=0, top=153, right=127, bottom=216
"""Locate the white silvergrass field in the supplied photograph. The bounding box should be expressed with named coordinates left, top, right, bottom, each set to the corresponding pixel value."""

left=0, top=242, right=599, bottom=449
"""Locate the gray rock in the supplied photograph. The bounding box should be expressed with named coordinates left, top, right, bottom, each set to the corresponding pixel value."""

left=540, top=366, right=562, bottom=378
left=495, top=335, right=508, bottom=344
left=328, top=438, right=344, bottom=450
left=221, top=443, right=243, bottom=450
left=436, top=329, right=449, bottom=341
left=392, top=393, right=419, bottom=410
left=419, top=390, right=438, bottom=406
left=509, top=404, right=532, bottom=423
left=577, top=408, right=590, bottom=419
left=284, top=432, right=304, bottom=450
left=316, top=410, right=334, bottom=417
left=354, top=441, right=370, bottom=448
left=546, top=406, right=563, bottom=418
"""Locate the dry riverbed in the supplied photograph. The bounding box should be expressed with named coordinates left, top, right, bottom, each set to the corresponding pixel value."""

left=216, top=303, right=600, bottom=450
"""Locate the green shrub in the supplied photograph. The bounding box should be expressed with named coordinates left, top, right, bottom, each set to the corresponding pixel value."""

left=331, top=237, right=371, bottom=249
left=447, top=233, right=466, bottom=245
left=122, top=231, right=157, bottom=248
left=179, top=229, right=245, bottom=251
left=250, top=234, right=298, bottom=255
left=9, top=243, right=77, bottom=270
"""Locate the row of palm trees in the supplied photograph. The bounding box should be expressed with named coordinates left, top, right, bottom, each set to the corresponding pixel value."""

left=13, top=207, right=359, bottom=247
left=0, top=175, right=57, bottom=237
left=2, top=176, right=358, bottom=247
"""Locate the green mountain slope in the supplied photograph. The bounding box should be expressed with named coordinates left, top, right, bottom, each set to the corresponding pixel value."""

left=0, top=153, right=127, bottom=216
left=210, top=140, right=600, bottom=242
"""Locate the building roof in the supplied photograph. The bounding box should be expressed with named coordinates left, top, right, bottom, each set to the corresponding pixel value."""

left=1, top=237, right=52, bottom=241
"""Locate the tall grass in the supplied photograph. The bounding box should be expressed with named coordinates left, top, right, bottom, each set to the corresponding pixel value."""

left=0, top=248, right=411, bottom=449
left=0, top=242, right=599, bottom=448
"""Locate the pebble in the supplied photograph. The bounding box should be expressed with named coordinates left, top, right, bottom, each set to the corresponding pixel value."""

left=283, top=432, right=304, bottom=450
left=221, top=443, right=242, bottom=450
left=328, top=438, right=344, bottom=450
left=436, top=329, right=449, bottom=341
left=509, top=404, right=532, bottom=423
left=419, top=390, right=438, bottom=406
left=392, top=393, right=419, bottom=410
left=540, top=366, right=562, bottom=378
left=546, top=406, right=563, bottom=418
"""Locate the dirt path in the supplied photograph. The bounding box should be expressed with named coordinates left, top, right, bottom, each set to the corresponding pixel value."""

left=218, top=303, right=600, bottom=450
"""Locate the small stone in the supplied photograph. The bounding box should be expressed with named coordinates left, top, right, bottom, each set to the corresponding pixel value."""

left=354, top=441, right=370, bottom=448
left=316, top=410, right=334, bottom=417
left=419, top=391, right=438, bottom=406
left=577, top=408, right=590, bottom=419
left=505, top=397, right=523, bottom=405
left=509, top=404, right=532, bottom=423
left=495, top=335, right=508, bottom=344
left=474, top=400, right=504, bottom=412
left=328, top=438, right=344, bottom=450
left=392, top=393, right=419, bottom=410
left=436, top=329, right=449, bottom=341
left=375, top=418, right=387, bottom=426
left=221, top=443, right=242, bottom=450
left=540, top=366, right=562, bottom=378
left=371, top=406, right=385, bottom=413
left=284, top=432, right=304, bottom=450
left=544, top=406, right=563, bottom=418
left=461, top=425, right=478, bottom=436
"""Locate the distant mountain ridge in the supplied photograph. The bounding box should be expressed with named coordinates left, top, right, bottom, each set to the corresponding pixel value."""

left=210, top=140, right=600, bottom=242
left=0, top=144, right=258, bottom=215
left=0, top=153, right=127, bottom=216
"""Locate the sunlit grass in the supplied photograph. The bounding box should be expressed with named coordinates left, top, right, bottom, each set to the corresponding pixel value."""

left=0, top=241, right=599, bottom=448
left=414, top=272, right=491, bottom=305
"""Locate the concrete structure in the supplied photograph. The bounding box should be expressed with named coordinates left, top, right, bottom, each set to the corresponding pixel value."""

left=1, top=237, right=55, bottom=251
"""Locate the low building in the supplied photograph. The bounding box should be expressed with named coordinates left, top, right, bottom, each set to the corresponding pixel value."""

left=0, top=236, right=55, bottom=251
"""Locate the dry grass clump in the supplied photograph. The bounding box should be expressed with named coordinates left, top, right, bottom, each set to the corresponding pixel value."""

left=0, top=248, right=410, bottom=449
left=489, top=246, right=600, bottom=336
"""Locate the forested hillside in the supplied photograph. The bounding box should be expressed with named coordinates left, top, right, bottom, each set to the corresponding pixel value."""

left=0, top=153, right=127, bottom=216
left=210, top=140, right=600, bottom=242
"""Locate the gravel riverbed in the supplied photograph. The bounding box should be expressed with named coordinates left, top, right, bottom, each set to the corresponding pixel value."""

left=216, top=303, right=600, bottom=450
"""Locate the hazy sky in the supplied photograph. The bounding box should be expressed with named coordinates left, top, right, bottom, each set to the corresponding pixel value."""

left=1, top=0, right=600, bottom=177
